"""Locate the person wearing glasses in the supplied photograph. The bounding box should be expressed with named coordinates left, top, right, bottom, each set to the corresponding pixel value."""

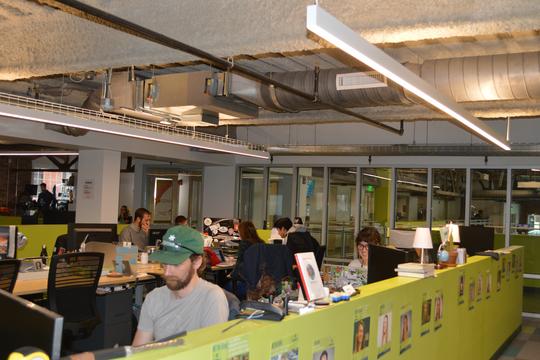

left=349, top=227, right=382, bottom=269
left=132, top=226, right=228, bottom=346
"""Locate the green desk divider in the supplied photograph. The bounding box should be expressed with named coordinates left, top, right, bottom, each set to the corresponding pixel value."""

left=128, top=247, right=523, bottom=360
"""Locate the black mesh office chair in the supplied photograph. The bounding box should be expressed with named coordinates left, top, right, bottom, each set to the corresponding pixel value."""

left=47, top=252, right=104, bottom=350
left=0, top=259, right=20, bottom=293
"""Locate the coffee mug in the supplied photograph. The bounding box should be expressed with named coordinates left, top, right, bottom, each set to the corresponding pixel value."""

left=140, top=252, right=149, bottom=264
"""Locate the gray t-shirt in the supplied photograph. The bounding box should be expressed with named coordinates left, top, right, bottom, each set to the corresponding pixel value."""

left=118, top=223, right=147, bottom=250
left=138, top=279, right=229, bottom=341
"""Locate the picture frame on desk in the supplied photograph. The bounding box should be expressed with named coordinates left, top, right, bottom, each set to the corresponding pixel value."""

left=295, top=252, right=325, bottom=301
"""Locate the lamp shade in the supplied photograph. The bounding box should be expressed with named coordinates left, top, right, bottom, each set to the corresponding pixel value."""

left=446, top=224, right=460, bottom=243
left=413, top=228, right=433, bottom=249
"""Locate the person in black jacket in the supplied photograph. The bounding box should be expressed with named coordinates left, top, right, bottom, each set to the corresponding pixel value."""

left=230, top=221, right=265, bottom=298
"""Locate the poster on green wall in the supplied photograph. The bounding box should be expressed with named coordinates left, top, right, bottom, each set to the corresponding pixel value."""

left=458, top=270, right=465, bottom=305
left=476, top=273, right=483, bottom=303
left=352, top=306, right=370, bottom=360
left=399, top=305, right=412, bottom=355
left=468, top=278, right=476, bottom=311
left=433, top=289, right=443, bottom=331
left=486, top=270, right=492, bottom=300
left=212, top=335, right=250, bottom=360
left=497, top=268, right=502, bottom=292
left=270, top=334, right=299, bottom=360
left=420, top=292, right=431, bottom=336
left=312, top=337, right=335, bottom=360
left=377, top=303, right=392, bottom=358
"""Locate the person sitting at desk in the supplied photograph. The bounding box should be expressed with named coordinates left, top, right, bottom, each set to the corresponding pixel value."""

left=132, top=226, right=228, bottom=346
left=230, top=221, right=265, bottom=298
left=175, top=215, right=188, bottom=226
left=117, top=205, right=132, bottom=224
left=118, top=208, right=151, bottom=251
left=349, top=227, right=381, bottom=269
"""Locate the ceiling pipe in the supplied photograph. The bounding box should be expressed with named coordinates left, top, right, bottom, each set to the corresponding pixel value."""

left=267, top=143, right=540, bottom=157
left=37, top=0, right=403, bottom=136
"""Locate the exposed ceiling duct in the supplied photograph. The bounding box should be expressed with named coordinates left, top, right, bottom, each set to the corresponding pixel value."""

left=230, top=51, right=540, bottom=114
left=108, top=70, right=258, bottom=127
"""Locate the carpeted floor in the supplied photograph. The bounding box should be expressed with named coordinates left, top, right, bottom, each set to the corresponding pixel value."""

left=497, top=317, right=540, bottom=360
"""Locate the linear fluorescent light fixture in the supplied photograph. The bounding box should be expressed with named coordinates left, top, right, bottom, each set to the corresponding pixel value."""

left=306, top=5, right=511, bottom=151
left=0, top=151, right=79, bottom=156
left=0, top=107, right=269, bottom=160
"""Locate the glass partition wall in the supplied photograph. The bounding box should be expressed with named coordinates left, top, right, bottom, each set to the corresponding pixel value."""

left=297, top=168, right=324, bottom=241
left=431, top=169, right=466, bottom=228
left=470, top=169, right=507, bottom=234
left=510, top=169, right=540, bottom=314
left=395, top=168, right=428, bottom=230
left=237, top=165, right=540, bottom=314
left=327, top=168, right=357, bottom=258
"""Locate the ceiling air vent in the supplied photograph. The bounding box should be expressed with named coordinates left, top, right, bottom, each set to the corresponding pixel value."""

left=336, top=71, right=387, bottom=90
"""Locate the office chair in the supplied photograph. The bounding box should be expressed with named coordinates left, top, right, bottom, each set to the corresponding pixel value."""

left=47, top=252, right=104, bottom=351
left=0, top=259, right=20, bottom=293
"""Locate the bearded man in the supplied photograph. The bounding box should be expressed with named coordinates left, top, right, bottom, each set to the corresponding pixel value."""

left=132, top=226, right=228, bottom=346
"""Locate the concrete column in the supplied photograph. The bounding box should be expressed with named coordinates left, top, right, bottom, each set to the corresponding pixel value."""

left=75, top=150, right=121, bottom=223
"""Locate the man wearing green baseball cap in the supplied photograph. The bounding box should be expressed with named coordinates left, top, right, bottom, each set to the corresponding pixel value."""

left=132, top=226, right=228, bottom=346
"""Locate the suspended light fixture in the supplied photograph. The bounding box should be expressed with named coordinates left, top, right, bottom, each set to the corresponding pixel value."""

left=306, top=5, right=510, bottom=151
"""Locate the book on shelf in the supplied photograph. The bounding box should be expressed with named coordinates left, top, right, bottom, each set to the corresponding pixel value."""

left=397, top=262, right=435, bottom=272
left=396, top=271, right=435, bottom=279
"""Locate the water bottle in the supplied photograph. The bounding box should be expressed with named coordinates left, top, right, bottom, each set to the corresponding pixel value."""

left=40, top=244, right=48, bottom=265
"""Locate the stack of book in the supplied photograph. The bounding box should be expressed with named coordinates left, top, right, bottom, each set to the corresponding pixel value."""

left=395, top=263, right=435, bottom=278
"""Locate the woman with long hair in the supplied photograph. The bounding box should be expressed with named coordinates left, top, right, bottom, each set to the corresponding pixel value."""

left=230, top=221, right=264, bottom=298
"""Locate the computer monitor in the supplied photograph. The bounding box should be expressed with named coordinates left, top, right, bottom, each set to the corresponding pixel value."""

left=0, top=225, right=17, bottom=259
left=389, top=229, right=416, bottom=249
left=67, top=223, right=118, bottom=251
left=0, top=289, right=63, bottom=360
left=459, top=226, right=495, bottom=256
left=148, top=228, right=168, bottom=246
left=367, top=245, right=415, bottom=284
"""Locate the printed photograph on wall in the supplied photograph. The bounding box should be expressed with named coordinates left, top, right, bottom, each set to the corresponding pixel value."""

left=486, top=270, right=492, bottom=299
left=458, top=271, right=465, bottom=305
left=434, top=290, right=443, bottom=331
left=312, top=337, right=335, bottom=360
left=377, top=303, right=392, bottom=358
left=468, top=279, right=476, bottom=311
left=476, top=273, right=482, bottom=303
left=352, top=306, right=370, bottom=360
left=399, top=305, right=412, bottom=355
left=420, top=293, right=431, bottom=336
left=212, top=336, right=250, bottom=360
left=270, top=334, right=299, bottom=360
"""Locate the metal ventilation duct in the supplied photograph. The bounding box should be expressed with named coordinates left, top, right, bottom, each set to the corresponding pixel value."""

left=108, top=71, right=258, bottom=126
left=230, top=51, right=540, bottom=113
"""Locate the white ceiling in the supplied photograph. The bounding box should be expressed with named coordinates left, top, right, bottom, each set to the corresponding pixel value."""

left=0, top=0, right=539, bottom=151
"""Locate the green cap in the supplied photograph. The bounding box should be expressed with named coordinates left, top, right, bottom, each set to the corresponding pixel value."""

left=149, top=226, right=204, bottom=265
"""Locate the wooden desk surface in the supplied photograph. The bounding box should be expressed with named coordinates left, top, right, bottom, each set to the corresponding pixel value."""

left=13, top=263, right=160, bottom=296
left=13, top=262, right=235, bottom=296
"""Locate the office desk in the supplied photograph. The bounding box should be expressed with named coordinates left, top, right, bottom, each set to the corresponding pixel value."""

left=13, top=263, right=158, bottom=296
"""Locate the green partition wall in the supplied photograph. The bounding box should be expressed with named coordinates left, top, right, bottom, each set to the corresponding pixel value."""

left=129, top=247, right=523, bottom=360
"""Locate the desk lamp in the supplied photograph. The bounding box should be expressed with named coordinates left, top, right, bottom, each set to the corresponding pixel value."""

left=413, top=228, right=433, bottom=264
